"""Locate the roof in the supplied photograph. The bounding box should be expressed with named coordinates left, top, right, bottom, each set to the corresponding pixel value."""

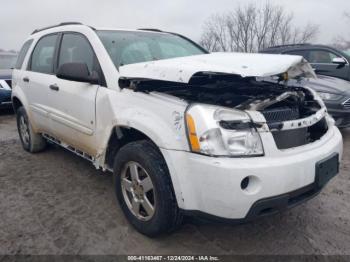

left=261, top=44, right=341, bottom=53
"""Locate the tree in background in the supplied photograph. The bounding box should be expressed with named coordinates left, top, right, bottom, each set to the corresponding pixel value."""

left=331, top=12, right=350, bottom=51
left=200, top=2, right=319, bottom=53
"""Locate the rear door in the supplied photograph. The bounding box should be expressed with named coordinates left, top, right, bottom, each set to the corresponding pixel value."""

left=24, top=34, right=59, bottom=132
left=47, top=32, right=101, bottom=155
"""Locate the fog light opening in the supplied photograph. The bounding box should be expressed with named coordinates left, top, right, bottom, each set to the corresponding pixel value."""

left=241, top=177, right=250, bottom=190
left=241, top=175, right=261, bottom=195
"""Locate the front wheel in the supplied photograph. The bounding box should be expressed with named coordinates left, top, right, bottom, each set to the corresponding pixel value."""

left=113, top=140, right=182, bottom=237
left=16, top=106, right=47, bottom=153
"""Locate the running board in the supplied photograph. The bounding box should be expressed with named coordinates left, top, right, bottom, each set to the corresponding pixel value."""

left=42, top=133, right=95, bottom=163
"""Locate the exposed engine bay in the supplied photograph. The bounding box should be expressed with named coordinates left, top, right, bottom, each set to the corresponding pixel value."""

left=120, top=73, right=328, bottom=149
left=121, top=74, right=322, bottom=124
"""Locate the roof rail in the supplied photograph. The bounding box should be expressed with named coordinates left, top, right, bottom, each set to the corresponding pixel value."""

left=137, top=28, right=163, bottom=32
left=31, top=22, right=83, bottom=35
left=267, top=43, right=311, bottom=49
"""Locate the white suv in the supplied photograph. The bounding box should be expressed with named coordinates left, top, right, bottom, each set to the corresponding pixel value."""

left=12, top=22, right=343, bottom=237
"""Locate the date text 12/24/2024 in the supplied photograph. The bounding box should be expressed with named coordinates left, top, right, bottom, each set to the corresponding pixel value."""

left=127, top=256, right=220, bottom=261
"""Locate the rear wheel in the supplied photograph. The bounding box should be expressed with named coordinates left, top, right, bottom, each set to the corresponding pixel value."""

left=113, top=140, right=182, bottom=237
left=16, top=107, right=46, bottom=153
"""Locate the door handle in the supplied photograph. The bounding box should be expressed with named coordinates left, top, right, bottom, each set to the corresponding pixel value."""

left=23, top=77, right=30, bottom=82
left=49, top=84, right=59, bottom=91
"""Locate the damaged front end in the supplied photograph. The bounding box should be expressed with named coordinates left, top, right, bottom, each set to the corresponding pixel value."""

left=118, top=53, right=330, bottom=155
left=120, top=73, right=329, bottom=154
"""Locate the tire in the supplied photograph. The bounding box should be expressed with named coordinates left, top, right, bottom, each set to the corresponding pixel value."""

left=113, top=140, right=182, bottom=237
left=16, top=106, right=47, bottom=153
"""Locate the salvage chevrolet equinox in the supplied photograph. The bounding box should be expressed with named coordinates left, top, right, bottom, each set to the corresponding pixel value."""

left=12, top=22, right=343, bottom=237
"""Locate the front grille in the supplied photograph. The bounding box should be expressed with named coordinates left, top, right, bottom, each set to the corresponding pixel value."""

left=272, top=117, right=328, bottom=149
left=262, top=107, right=300, bottom=122
left=5, top=80, right=12, bottom=89
left=343, top=98, right=350, bottom=109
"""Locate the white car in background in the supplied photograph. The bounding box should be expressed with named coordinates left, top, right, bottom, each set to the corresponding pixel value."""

left=12, top=22, right=343, bottom=237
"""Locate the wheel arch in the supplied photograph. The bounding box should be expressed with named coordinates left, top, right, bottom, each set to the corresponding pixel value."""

left=103, top=125, right=185, bottom=208
left=12, top=96, right=24, bottom=113
left=104, top=125, right=159, bottom=169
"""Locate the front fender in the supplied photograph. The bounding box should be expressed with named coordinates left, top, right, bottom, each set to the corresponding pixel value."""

left=95, top=88, right=189, bottom=156
left=94, top=88, right=190, bottom=207
left=116, top=107, right=188, bottom=150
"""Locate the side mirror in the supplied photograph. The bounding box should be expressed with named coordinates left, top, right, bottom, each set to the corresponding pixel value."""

left=56, top=62, right=99, bottom=84
left=332, top=57, right=347, bottom=65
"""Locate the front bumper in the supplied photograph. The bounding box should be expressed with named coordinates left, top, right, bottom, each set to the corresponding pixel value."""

left=182, top=182, right=322, bottom=223
left=161, top=126, right=343, bottom=220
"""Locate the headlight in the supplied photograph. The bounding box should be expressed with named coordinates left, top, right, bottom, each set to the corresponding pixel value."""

left=317, top=92, right=342, bottom=101
left=185, top=104, right=264, bottom=157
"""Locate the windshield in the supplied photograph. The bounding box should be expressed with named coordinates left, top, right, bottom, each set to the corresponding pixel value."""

left=0, top=53, right=17, bottom=69
left=97, top=30, right=206, bottom=68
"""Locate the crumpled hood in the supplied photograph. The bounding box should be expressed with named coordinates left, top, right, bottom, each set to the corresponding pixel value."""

left=119, top=52, right=316, bottom=83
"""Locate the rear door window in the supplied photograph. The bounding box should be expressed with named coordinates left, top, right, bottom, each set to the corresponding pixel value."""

left=30, top=34, right=58, bottom=74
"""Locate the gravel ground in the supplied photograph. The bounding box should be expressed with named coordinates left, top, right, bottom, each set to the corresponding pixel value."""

left=0, top=110, right=349, bottom=255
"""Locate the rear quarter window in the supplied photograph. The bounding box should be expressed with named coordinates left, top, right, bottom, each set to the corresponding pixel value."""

left=15, top=39, right=33, bottom=70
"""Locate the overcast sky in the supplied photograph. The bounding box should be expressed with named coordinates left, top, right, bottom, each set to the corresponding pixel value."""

left=1, top=0, right=349, bottom=50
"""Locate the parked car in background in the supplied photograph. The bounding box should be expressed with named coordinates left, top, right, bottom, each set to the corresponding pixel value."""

left=295, top=75, right=350, bottom=128
left=261, top=44, right=350, bottom=128
left=260, top=44, right=350, bottom=81
left=0, top=51, right=17, bottom=108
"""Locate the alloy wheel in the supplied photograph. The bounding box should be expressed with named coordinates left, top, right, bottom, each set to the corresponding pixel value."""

left=121, top=161, right=156, bottom=221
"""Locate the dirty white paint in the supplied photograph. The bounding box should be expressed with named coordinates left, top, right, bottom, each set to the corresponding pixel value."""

left=11, top=25, right=343, bottom=220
